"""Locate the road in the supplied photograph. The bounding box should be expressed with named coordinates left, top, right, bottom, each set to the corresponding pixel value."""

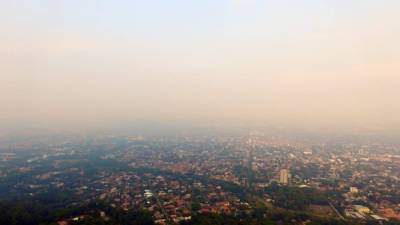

left=152, top=190, right=172, bottom=225
left=328, top=200, right=346, bottom=221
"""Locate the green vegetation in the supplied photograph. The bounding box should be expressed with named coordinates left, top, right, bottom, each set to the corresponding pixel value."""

left=0, top=200, right=154, bottom=225
left=264, top=183, right=327, bottom=210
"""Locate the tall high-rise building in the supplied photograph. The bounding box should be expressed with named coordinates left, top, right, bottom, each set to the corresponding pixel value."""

left=280, top=169, right=289, bottom=184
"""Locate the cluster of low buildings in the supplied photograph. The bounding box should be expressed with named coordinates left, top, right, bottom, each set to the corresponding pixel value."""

left=0, top=133, right=399, bottom=224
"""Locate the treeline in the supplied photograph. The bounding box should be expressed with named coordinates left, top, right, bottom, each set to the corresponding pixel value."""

left=0, top=200, right=154, bottom=225
left=264, top=183, right=327, bottom=210
left=1, top=200, right=400, bottom=225
left=0, top=200, right=54, bottom=225
left=180, top=212, right=350, bottom=225
left=183, top=211, right=400, bottom=225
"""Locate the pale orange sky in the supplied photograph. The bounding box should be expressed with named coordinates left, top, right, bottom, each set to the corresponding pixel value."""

left=1, top=1, right=400, bottom=132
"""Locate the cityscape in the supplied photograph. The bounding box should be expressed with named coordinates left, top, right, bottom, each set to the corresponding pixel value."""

left=0, top=131, right=399, bottom=225
left=1, top=1, right=400, bottom=225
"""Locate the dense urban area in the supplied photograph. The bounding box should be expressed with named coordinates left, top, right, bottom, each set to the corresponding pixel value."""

left=0, top=131, right=399, bottom=225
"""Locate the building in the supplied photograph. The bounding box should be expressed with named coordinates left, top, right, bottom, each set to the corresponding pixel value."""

left=354, top=205, right=371, bottom=215
left=350, top=187, right=359, bottom=194
left=279, top=169, right=289, bottom=184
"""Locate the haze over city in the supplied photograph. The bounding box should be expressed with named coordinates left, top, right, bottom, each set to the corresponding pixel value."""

left=2, top=2, right=400, bottom=225
left=1, top=0, right=400, bottom=134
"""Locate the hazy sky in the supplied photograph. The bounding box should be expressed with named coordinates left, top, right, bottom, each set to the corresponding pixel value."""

left=1, top=1, right=400, bottom=132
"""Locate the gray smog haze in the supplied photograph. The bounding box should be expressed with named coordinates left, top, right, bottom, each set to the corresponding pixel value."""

left=1, top=1, right=400, bottom=134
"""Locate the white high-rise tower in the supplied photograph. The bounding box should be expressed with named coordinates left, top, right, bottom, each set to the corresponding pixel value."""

left=280, top=169, right=289, bottom=184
